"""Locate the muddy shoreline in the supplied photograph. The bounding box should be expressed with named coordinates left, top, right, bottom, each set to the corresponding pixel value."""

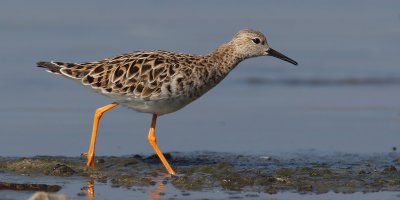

left=1, top=152, right=400, bottom=196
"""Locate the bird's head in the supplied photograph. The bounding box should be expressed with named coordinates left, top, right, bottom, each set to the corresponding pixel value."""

left=230, top=29, right=298, bottom=65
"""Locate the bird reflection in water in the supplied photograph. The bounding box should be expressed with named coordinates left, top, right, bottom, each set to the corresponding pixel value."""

left=81, top=176, right=168, bottom=200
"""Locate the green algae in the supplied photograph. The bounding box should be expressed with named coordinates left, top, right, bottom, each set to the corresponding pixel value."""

left=276, top=168, right=294, bottom=176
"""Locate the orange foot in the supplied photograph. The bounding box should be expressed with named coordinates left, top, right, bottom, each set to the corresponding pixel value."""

left=81, top=151, right=95, bottom=167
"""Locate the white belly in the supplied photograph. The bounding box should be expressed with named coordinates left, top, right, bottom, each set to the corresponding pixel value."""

left=117, top=95, right=195, bottom=115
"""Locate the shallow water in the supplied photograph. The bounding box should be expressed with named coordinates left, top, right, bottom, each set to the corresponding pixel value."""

left=2, top=178, right=400, bottom=200
left=0, top=0, right=400, bottom=199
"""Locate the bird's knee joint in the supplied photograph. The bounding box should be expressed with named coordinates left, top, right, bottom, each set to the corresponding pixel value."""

left=94, top=109, right=105, bottom=118
left=95, top=107, right=105, bottom=113
left=148, top=135, right=156, bottom=143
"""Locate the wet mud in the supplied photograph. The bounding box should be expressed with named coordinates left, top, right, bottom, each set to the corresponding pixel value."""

left=1, top=152, right=400, bottom=195
left=0, top=182, right=61, bottom=192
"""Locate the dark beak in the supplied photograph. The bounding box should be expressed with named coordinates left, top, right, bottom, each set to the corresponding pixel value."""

left=267, top=48, right=298, bottom=66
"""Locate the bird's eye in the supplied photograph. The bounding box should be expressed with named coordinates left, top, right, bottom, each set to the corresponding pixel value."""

left=252, top=38, right=261, bottom=44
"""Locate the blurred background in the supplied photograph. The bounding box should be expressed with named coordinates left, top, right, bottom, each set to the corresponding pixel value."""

left=0, top=0, right=399, bottom=157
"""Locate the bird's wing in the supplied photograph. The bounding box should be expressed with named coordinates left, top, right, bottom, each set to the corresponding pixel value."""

left=37, top=51, right=183, bottom=98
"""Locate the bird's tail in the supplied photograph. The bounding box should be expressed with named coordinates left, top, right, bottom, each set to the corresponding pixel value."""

left=36, top=61, right=63, bottom=75
left=36, top=61, right=92, bottom=80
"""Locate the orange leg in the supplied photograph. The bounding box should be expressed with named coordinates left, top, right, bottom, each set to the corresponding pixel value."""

left=148, top=114, right=175, bottom=175
left=83, top=102, right=119, bottom=166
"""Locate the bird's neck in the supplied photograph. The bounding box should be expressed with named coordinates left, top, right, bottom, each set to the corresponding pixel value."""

left=178, top=43, right=244, bottom=100
left=205, top=42, right=243, bottom=76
